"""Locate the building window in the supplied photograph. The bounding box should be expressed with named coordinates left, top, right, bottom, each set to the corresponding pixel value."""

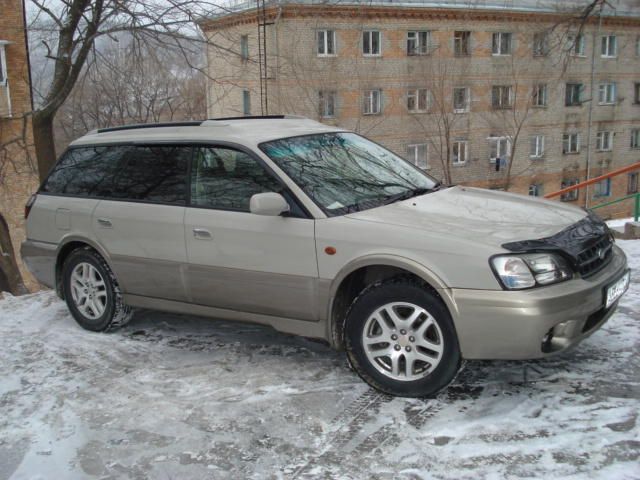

left=363, top=30, right=381, bottom=56
left=319, top=91, right=336, bottom=118
left=563, top=133, right=580, bottom=154
left=601, top=35, right=617, bottom=58
left=492, top=32, right=512, bottom=55
left=596, top=131, right=613, bottom=151
left=363, top=89, right=381, bottom=115
left=0, top=43, right=7, bottom=85
left=489, top=136, right=510, bottom=163
left=317, top=30, right=336, bottom=56
left=407, top=143, right=428, bottom=169
left=529, top=184, right=543, bottom=197
left=637, top=36, right=640, bottom=56
left=598, top=83, right=617, bottom=105
left=530, top=135, right=545, bottom=158
left=452, top=140, right=468, bottom=165
left=567, top=34, right=585, bottom=56
left=532, top=84, right=547, bottom=107
left=453, top=87, right=470, bottom=113
left=407, top=31, right=430, bottom=56
left=631, top=129, right=640, bottom=149
left=492, top=85, right=513, bottom=109
left=565, top=83, right=583, bottom=106
left=533, top=31, right=549, bottom=56
left=454, top=31, right=471, bottom=56
left=628, top=173, right=639, bottom=194
left=240, top=35, right=249, bottom=61
left=594, top=178, right=612, bottom=197
left=561, top=179, right=580, bottom=202
left=242, top=90, right=251, bottom=116
left=407, top=88, right=429, bottom=113
left=634, top=83, right=640, bottom=104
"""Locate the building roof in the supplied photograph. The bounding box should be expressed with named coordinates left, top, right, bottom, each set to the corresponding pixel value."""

left=206, top=0, right=640, bottom=20
left=71, top=117, right=343, bottom=147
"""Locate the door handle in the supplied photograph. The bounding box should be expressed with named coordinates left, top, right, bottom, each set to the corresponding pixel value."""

left=97, top=218, right=113, bottom=228
left=193, top=228, right=212, bottom=240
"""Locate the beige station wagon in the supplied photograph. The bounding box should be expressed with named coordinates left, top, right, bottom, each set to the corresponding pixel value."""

left=22, top=116, right=630, bottom=397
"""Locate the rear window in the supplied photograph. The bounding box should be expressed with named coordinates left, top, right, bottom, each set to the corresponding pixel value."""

left=42, top=145, right=190, bottom=205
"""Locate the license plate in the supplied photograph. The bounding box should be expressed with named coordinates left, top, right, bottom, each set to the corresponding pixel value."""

left=605, top=270, right=630, bottom=309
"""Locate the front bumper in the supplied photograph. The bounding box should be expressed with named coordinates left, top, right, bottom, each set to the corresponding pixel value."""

left=450, top=244, right=629, bottom=360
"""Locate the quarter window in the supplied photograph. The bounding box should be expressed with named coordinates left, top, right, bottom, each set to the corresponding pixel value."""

left=631, top=129, right=640, bottom=149
left=190, top=147, right=282, bottom=212
left=593, top=178, right=611, bottom=197
left=567, top=34, right=585, bottom=56
left=601, top=35, right=617, bottom=57
left=0, top=43, right=6, bottom=84
left=489, top=137, right=510, bottom=163
left=530, top=135, right=545, bottom=158
left=533, top=31, right=549, bottom=56
left=560, top=179, right=580, bottom=202
left=363, top=30, right=381, bottom=56
left=453, top=87, right=470, bottom=113
left=319, top=90, right=336, bottom=118
left=598, top=83, right=616, bottom=104
left=242, top=90, right=251, bottom=116
left=492, top=85, right=513, bottom=109
left=240, top=35, right=249, bottom=60
left=628, top=172, right=639, bottom=194
left=452, top=141, right=468, bottom=165
left=532, top=84, right=547, bottom=107
left=317, top=30, right=336, bottom=56
left=454, top=31, right=471, bottom=56
left=596, top=131, right=613, bottom=151
left=407, top=88, right=429, bottom=113
left=565, top=83, right=583, bottom=106
left=563, top=133, right=580, bottom=154
left=363, top=89, right=381, bottom=115
left=407, top=143, right=428, bottom=169
left=492, top=32, right=512, bottom=55
left=407, top=31, right=430, bottom=56
left=634, top=83, right=640, bottom=104
left=528, top=184, right=543, bottom=197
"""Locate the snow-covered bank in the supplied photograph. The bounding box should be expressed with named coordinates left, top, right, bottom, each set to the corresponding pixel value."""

left=1, top=241, right=639, bottom=479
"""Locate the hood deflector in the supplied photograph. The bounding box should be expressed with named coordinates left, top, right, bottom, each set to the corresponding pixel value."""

left=501, top=212, right=613, bottom=269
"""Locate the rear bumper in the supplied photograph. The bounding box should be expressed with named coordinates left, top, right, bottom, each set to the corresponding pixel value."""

left=451, top=244, right=629, bottom=360
left=20, top=239, right=57, bottom=288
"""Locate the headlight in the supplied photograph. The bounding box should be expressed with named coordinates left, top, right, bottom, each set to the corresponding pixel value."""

left=491, top=253, right=572, bottom=290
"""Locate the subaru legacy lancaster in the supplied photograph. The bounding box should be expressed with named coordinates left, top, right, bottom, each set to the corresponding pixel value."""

left=22, top=116, right=630, bottom=397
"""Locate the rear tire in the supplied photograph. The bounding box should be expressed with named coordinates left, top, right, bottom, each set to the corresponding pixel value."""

left=62, top=247, right=133, bottom=332
left=345, top=276, right=461, bottom=397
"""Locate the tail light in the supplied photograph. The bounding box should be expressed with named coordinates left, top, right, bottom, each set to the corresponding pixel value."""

left=25, top=194, right=36, bottom=219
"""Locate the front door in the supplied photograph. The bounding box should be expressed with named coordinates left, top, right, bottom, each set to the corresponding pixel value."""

left=184, top=146, right=319, bottom=321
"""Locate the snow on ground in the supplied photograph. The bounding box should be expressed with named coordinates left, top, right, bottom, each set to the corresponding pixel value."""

left=1, top=242, right=639, bottom=480
left=607, top=217, right=637, bottom=230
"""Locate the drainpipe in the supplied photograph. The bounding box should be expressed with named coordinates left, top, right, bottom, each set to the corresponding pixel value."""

left=584, top=0, right=604, bottom=208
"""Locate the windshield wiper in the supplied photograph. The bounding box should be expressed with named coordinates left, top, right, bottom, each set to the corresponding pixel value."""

left=383, top=185, right=439, bottom=205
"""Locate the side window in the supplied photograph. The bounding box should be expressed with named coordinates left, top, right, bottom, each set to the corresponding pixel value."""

left=190, top=147, right=282, bottom=212
left=41, top=146, right=121, bottom=196
left=110, top=146, right=189, bottom=204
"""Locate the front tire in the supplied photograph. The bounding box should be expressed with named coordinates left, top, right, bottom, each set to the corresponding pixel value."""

left=345, top=276, right=461, bottom=397
left=62, top=247, right=133, bottom=332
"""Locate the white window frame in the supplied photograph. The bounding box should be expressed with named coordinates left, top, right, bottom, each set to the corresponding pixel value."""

left=453, top=86, right=470, bottom=113
left=452, top=140, right=468, bottom=165
left=561, top=179, right=580, bottom=202
left=407, top=31, right=431, bottom=56
left=407, top=88, right=429, bottom=113
left=363, top=30, right=381, bottom=56
left=488, top=136, right=511, bottom=163
left=492, top=85, right=513, bottom=109
left=532, top=83, right=547, bottom=107
left=596, top=131, right=613, bottom=151
left=317, top=30, right=336, bottom=56
left=363, top=89, right=381, bottom=115
left=631, top=129, right=640, bottom=149
left=530, top=135, right=545, bottom=158
left=0, top=43, right=8, bottom=86
left=567, top=34, right=585, bottom=57
left=563, top=133, right=580, bottom=154
left=601, top=35, right=617, bottom=58
left=407, top=143, right=428, bottom=169
left=528, top=184, right=543, bottom=197
left=454, top=31, right=471, bottom=56
left=598, top=82, right=616, bottom=105
left=492, top=32, right=512, bottom=56
left=565, top=83, right=583, bottom=106
left=319, top=90, right=336, bottom=118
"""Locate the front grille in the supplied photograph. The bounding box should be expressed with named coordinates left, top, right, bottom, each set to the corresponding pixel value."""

left=576, top=235, right=613, bottom=277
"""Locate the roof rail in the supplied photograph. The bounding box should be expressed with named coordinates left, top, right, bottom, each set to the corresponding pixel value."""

left=208, top=115, right=306, bottom=121
left=96, top=121, right=204, bottom=134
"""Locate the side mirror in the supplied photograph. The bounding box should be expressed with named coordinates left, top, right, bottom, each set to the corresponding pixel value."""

left=250, top=192, right=290, bottom=216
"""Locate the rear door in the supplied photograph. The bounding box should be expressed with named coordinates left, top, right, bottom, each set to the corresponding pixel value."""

left=91, top=145, right=190, bottom=302
left=184, top=145, right=319, bottom=320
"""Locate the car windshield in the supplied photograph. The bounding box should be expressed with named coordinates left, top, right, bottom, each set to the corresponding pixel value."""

left=260, top=132, right=439, bottom=216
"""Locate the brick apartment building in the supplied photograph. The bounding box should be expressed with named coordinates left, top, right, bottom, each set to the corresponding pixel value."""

left=199, top=0, right=640, bottom=217
left=0, top=0, right=38, bottom=291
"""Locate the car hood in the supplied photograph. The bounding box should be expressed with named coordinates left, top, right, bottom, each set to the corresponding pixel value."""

left=345, top=186, right=587, bottom=249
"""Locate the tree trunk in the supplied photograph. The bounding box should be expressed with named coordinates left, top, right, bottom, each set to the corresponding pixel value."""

left=0, top=213, right=28, bottom=295
left=33, top=110, right=57, bottom=183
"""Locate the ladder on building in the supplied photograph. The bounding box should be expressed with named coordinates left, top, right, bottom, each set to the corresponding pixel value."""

left=256, top=0, right=271, bottom=115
